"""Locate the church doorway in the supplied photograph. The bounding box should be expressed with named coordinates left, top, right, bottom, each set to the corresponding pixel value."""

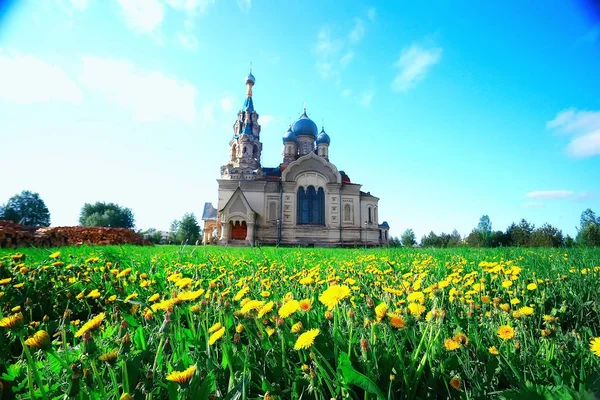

left=231, top=221, right=247, bottom=240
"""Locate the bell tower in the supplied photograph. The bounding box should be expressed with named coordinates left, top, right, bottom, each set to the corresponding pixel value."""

left=220, top=69, right=263, bottom=180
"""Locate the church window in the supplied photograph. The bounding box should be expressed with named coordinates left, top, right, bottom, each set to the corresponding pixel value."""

left=374, top=207, right=378, bottom=224
left=253, top=144, right=258, bottom=158
left=268, top=202, right=277, bottom=221
left=344, top=204, right=351, bottom=222
left=297, top=186, right=325, bottom=225
left=303, top=142, right=307, bottom=155
left=368, top=207, right=372, bottom=224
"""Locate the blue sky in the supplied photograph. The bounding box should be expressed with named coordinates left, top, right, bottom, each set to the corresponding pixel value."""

left=1, top=0, right=599, bottom=239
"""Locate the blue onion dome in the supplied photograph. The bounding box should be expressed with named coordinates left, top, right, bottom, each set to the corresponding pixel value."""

left=292, top=109, right=318, bottom=138
left=316, top=127, right=330, bottom=145
left=282, top=125, right=297, bottom=143
left=246, top=72, right=255, bottom=85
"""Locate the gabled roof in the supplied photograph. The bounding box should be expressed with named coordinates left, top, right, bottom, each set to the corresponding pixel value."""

left=219, top=186, right=255, bottom=215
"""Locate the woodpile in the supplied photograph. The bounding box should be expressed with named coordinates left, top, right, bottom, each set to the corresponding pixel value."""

left=0, top=221, right=150, bottom=248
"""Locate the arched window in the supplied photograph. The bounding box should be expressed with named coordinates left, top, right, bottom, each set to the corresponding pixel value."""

left=268, top=202, right=277, bottom=221
left=297, top=186, right=325, bottom=225
left=344, top=204, right=351, bottom=222
left=253, top=144, right=258, bottom=158
left=374, top=208, right=378, bottom=224
left=303, top=142, right=308, bottom=155
left=368, top=207, right=372, bottom=224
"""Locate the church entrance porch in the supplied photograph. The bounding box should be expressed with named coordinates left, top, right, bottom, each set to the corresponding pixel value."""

left=230, top=221, right=247, bottom=240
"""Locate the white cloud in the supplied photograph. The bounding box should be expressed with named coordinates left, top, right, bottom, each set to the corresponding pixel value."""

left=546, top=108, right=600, bottom=158
left=177, top=32, right=199, bottom=49
left=349, top=18, right=365, bottom=43
left=340, top=50, right=355, bottom=68
left=359, top=90, right=374, bottom=107
left=314, top=27, right=344, bottom=58
left=165, top=0, right=215, bottom=13
left=525, top=190, right=575, bottom=200
left=525, top=201, right=545, bottom=208
left=367, top=7, right=376, bottom=22
left=237, top=0, right=251, bottom=12
left=341, top=88, right=352, bottom=97
left=0, top=52, right=82, bottom=104
left=117, top=0, right=164, bottom=34
left=260, top=115, right=275, bottom=129
left=79, top=56, right=197, bottom=122
left=391, top=44, right=442, bottom=92
left=219, top=96, right=234, bottom=112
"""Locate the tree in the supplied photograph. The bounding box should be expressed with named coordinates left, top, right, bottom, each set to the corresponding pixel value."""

left=489, top=231, right=510, bottom=247
left=506, top=219, right=535, bottom=247
left=577, top=223, right=600, bottom=247
left=141, top=228, right=163, bottom=244
left=577, top=209, right=600, bottom=246
left=530, top=223, right=564, bottom=247
left=79, top=202, right=135, bottom=229
left=170, top=213, right=201, bottom=244
left=0, top=190, right=50, bottom=226
left=466, top=229, right=484, bottom=247
left=400, top=229, right=416, bottom=247
left=388, top=236, right=402, bottom=247
left=448, top=229, right=462, bottom=247
left=477, top=215, right=492, bottom=246
left=580, top=209, right=599, bottom=231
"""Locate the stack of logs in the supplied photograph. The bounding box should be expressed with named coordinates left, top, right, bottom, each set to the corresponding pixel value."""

left=0, top=221, right=150, bottom=248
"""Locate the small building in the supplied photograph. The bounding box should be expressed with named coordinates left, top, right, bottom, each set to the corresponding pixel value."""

left=203, top=71, right=389, bottom=247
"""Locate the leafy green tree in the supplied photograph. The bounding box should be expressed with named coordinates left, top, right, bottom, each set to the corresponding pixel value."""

left=400, top=229, right=416, bottom=247
left=506, top=219, right=535, bottom=247
left=489, top=231, right=510, bottom=247
left=466, top=229, right=484, bottom=247
left=448, top=229, right=462, bottom=247
left=141, top=228, right=163, bottom=244
left=565, top=235, right=575, bottom=247
left=477, top=215, right=492, bottom=245
left=79, top=202, right=135, bottom=229
left=577, top=223, right=600, bottom=247
left=577, top=209, right=600, bottom=246
left=530, top=223, right=564, bottom=247
left=0, top=190, right=50, bottom=226
left=169, top=213, right=201, bottom=244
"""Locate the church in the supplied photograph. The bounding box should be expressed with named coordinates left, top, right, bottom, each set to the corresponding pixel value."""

left=202, top=71, right=389, bottom=247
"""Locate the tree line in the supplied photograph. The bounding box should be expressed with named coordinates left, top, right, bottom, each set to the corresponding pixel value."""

left=0, top=190, right=201, bottom=245
left=391, top=209, right=600, bottom=248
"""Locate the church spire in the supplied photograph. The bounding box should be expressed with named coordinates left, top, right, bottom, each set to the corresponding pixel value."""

left=243, top=67, right=255, bottom=112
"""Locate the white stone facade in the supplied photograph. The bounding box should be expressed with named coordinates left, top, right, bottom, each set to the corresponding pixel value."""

left=202, top=71, right=389, bottom=247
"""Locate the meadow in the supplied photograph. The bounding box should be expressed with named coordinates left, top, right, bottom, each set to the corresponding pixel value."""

left=0, top=245, right=599, bottom=400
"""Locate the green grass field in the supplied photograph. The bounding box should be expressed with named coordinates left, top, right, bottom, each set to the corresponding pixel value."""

left=1, top=245, right=599, bottom=399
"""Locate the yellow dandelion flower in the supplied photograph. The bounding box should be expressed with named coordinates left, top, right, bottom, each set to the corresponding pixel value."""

left=87, top=289, right=101, bottom=299
left=407, top=291, right=424, bottom=304
left=236, top=324, right=244, bottom=333
left=291, top=322, right=303, bottom=333
left=208, top=322, right=223, bottom=333
left=279, top=300, right=300, bottom=319
left=148, top=294, right=160, bottom=302
left=407, top=303, right=426, bottom=318
left=388, top=313, right=405, bottom=329
left=489, top=346, right=499, bottom=355
left=319, top=285, right=351, bottom=310
left=75, top=312, right=105, bottom=337
left=125, top=293, right=138, bottom=302
left=116, top=268, right=132, bottom=278
left=510, top=298, right=520, bottom=305
left=265, top=327, right=276, bottom=337
left=258, top=301, right=274, bottom=318
left=444, top=338, right=461, bottom=351
left=299, top=298, right=312, bottom=311
left=11, top=306, right=21, bottom=312
left=517, top=306, right=534, bottom=316
left=98, top=349, right=119, bottom=364
left=375, top=302, right=388, bottom=321
left=76, top=291, right=85, bottom=300
left=500, top=303, right=510, bottom=312
left=543, top=314, right=555, bottom=323
left=501, top=280, right=512, bottom=288
left=49, top=251, right=60, bottom=259
left=166, top=365, right=196, bottom=385
left=209, top=327, right=226, bottom=345
left=177, top=289, right=204, bottom=302
left=294, top=328, right=319, bottom=350
left=233, top=287, right=250, bottom=301
left=453, top=332, right=469, bottom=345
left=497, top=325, right=515, bottom=341
left=14, top=283, right=24, bottom=289
left=0, top=278, right=12, bottom=285
left=24, top=330, right=50, bottom=349
left=527, top=283, right=537, bottom=291
left=0, top=312, right=24, bottom=330
left=120, top=394, right=132, bottom=400
left=240, top=299, right=265, bottom=315
left=590, top=337, right=600, bottom=357
left=151, top=298, right=179, bottom=312
left=175, top=278, right=192, bottom=289
left=108, top=295, right=117, bottom=302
